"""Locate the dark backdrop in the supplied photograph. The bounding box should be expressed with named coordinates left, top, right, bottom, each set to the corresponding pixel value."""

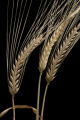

left=0, top=0, right=80, bottom=120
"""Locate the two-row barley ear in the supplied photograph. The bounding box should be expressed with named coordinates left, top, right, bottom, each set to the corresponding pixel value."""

left=46, top=23, right=80, bottom=83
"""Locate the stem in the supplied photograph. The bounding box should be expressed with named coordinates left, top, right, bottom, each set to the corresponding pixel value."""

left=36, top=72, right=43, bottom=120
left=12, top=95, right=15, bottom=120
left=40, top=82, right=49, bottom=120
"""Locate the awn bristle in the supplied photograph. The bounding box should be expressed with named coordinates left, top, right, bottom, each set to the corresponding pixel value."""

left=46, top=23, right=80, bottom=82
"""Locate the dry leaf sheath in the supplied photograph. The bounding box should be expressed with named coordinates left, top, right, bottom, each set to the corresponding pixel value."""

left=0, top=105, right=38, bottom=118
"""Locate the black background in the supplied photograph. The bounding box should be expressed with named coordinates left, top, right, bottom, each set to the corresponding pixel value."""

left=0, top=0, right=80, bottom=120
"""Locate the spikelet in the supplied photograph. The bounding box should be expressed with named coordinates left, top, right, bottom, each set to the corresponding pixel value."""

left=46, top=23, right=80, bottom=82
left=8, top=35, right=43, bottom=95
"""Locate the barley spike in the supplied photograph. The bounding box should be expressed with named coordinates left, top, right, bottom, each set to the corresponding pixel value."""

left=46, top=23, right=80, bottom=82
